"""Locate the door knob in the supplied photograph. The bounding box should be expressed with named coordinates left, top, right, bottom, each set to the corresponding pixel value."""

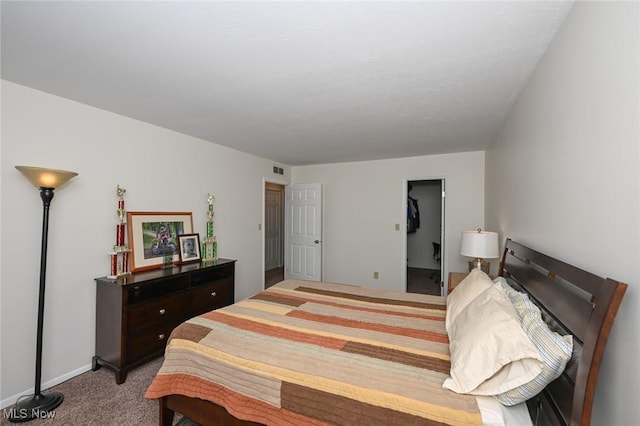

left=314, top=240, right=321, bottom=244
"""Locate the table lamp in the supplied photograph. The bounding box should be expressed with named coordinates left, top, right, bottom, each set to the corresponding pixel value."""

left=460, top=229, right=499, bottom=274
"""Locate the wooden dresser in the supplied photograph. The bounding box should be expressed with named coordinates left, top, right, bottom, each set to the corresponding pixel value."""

left=93, top=258, right=236, bottom=384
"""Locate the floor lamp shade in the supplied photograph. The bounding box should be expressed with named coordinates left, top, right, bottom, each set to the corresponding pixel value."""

left=9, top=166, right=77, bottom=423
left=460, top=229, right=499, bottom=273
left=15, top=166, right=78, bottom=189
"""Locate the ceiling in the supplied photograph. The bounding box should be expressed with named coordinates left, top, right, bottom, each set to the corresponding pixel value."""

left=1, top=1, right=573, bottom=166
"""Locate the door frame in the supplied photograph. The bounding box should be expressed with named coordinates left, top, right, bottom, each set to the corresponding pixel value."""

left=262, top=177, right=288, bottom=289
left=402, top=176, right=447, bottom=296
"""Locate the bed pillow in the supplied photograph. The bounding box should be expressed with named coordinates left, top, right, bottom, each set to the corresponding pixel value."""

left=445, top=269, right=493, bottom=333
left=443, top=284, right=543, bottom=395
left=493, top=276, right=521, bottom=300
left=494, top=279, right=574, bottom=406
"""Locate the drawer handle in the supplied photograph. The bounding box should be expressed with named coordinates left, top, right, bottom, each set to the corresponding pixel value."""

left=158, top=334, right=165, bottom=340
left=159, top=308, right=166, bottom=315
left=211, top=292, right=217, bottom=297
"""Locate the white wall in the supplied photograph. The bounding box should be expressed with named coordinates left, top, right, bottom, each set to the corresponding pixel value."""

left=0, top=81, right=290, bottom=405
left=292, top=151, right=485, bottom=292
left=485, top=2, right=639, bottom=424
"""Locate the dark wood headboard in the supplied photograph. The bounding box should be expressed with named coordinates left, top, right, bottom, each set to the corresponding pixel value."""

left=498, top=239, right=627, bottom=426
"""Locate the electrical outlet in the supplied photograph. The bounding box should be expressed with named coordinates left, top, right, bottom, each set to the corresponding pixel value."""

left=373, top=272, right=379, bottom=279
left=395, top=223, right=400, bottom=231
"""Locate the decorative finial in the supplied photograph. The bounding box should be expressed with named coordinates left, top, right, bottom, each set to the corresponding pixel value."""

left=116, top=185, right=126, bottom=199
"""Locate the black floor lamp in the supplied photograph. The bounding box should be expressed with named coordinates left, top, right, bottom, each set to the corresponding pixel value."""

left=9, top=166, right=78, bottom=423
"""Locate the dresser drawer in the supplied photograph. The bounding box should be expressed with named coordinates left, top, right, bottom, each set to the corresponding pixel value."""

left=190, top=278, right=234, bottom=314
left=127, top=277, right=189, bottom=306
left=190, top=264, right=234, bottom=287
left=127, top=323, right=176, bottom=362
left=128, top=294, right=189, bottom=332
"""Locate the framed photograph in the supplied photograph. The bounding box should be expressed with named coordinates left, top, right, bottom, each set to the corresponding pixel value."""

left=178, top=233, right=201, bottom=264
left=127, top=211, right=194, bottom=272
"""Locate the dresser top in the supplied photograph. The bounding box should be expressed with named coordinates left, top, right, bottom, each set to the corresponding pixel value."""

left=95, top=258, right=236, bottom=286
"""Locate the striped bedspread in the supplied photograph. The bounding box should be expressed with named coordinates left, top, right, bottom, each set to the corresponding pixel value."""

left=145, top=279, right=482, bottom=425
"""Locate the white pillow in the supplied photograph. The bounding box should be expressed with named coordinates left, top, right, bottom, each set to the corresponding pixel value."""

left=443, top=285, right=543, bottom=395
left=493, top=276, right=519, bottom=299
left=494, top=279, right=574, bottom=406
left=445, top=269, right=493, bottom=333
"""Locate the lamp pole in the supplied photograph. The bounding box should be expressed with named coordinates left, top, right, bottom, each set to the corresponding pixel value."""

left=10, top=167, right=77, bottom=423
left=33, top=188, right=56, bottom=397
left=9, top=188, right=64, bottom=422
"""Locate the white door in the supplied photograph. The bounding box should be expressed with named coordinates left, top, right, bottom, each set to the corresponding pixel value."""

left=285, top=183, right=322, bottom=281
left=265, top=189, right=282, bottom=271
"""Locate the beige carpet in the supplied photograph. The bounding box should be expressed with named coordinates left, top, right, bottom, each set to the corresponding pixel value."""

left=0, top=357, right=194, bottom=425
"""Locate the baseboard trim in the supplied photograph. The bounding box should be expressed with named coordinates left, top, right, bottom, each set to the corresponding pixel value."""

left=1, top=363, right=92, bottom=410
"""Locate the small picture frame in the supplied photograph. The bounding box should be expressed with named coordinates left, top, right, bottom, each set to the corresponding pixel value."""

left=178, top=233, right=201, bottom=264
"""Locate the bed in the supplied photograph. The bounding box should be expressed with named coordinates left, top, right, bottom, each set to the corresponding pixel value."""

left=145, top=239, right=627, bottom=426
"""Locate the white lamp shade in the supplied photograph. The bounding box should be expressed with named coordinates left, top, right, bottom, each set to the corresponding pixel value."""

left=460, top=230, right=499, bottom=259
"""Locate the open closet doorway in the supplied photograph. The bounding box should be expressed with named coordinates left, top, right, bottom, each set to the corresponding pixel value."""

left=265, top=182, right=285, bottom=288
left=406, top=179, right=445, bottom=296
